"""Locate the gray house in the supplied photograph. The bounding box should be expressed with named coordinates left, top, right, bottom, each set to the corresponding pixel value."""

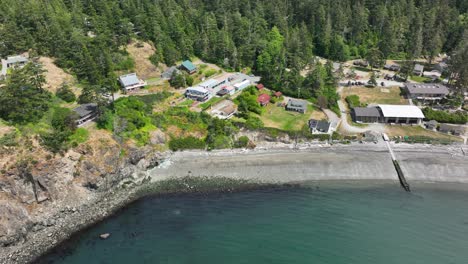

left=73, top=103, right=98, bottom=127
left=161, top=66, right=180, bottom=80
left=119, top=73, right=147, bottom=91
left=404, top=83, right=449, bottom=101
left=352, top=107, right=382, bottom=123
left=285, top=99, right=307, bottom=114
left=1, top=55, right=29, bottom=79
left=439, top=124, right=466, bottom=136
left=309, top=119, right=334, bottom=134
left=413, top=64, right=424, bottom=76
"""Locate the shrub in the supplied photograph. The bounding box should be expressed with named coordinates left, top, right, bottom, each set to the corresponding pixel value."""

left=56, top=84, right=76, bottom=103
left=0, top=131, right=18, bottom=147
left=345, top=95, right=363, bottom=108
left=245, top=115, right=264, bottom=130
left=235, top=136, right=250, bottom=148
left=422, top=108, right=468, bottom=124
left=169, top=136, right=206, bottom=151
left=204, top=69, right=218, bottom=78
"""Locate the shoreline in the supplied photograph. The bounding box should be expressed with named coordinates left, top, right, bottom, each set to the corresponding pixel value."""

left=1, top=143, right=468, bottom=263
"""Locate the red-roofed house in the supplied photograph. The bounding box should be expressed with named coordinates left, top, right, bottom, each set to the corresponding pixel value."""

left=257, top=94, right=271, bottom=106
left=274, top=91, right=282, bottom=98
left=256, top=83, right=264, bottom=90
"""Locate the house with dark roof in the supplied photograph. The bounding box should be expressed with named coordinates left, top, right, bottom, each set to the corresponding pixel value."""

left=73, top=103, right=98, bottom=127
left=352, top=107, right=382, bottom=123
left=161, top=66, right=180, bottom=80
left=308, top=119, right=334, bottom=134
left=180, top=60, right=197, bottom=74
left=439, top=124, right=467, bottom=136
left=257, top=94, right=271, bottom=106
left=404, top=83, right=449, bottom=101
left=119, top=73, right=147, bottom=92
left=285, top=99, right=307, bottom=114
left=425, top=120, right=438, bottom=130
left=413, top=64, right=424, bottom=76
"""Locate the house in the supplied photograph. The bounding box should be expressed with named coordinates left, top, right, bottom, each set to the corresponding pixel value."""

left=211, top=101, right=238, bottom=119
left=119, top=73, right=147, bottom=92
left=274, top=91, right=283, bottom=98
left=185, top=86, right=211, bottom=102
left=404, top=83, right=449, bottom=101
left=352, top=105, right=425, bottom=124
left=384, top=63, right=400, bottom=71
left=198, top=79, right=219, bottom=90
left=73, top=103, right=98, bottom=127
left=1, top=55, right=29, bottom=79
left=439, top=124, right=467, bottom=136
left=285, top=99, right=307, bottom=114
left=425, top=120, right=438, bottom=130
left=234, top=80, right=250, bottom=91
left=257, top=94, right=271, bottom=106
left=180, top=60, right=197, bottom=74
left=256, top=83, right=264, bottom=90
left=161, top=66, right=180, bottom=80
left=216, top=86, right=235, bottom=96
left=308, top=119, right=334, bottom=134
left=352, top=107, right=382, bottom=123
left=353, top=60, right=369, bottom=67
left=423, top=70, right=442, bottom=80
left=413, top=64, right=424, bottom=76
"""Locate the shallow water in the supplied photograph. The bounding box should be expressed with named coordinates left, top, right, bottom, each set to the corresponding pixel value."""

left=38, top=182, right=468, bottom=264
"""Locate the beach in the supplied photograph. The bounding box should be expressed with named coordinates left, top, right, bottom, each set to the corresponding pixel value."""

left=2, top=143, right=468, bottom=264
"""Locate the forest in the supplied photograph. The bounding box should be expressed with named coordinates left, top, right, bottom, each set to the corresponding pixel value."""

left=0, top=0, right=467, bottom=101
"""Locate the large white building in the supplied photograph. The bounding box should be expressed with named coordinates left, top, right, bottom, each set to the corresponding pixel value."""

left=352, top=105, right=425, bottom=125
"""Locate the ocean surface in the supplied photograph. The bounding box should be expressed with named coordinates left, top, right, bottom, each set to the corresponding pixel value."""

left=38, top=181, right=468, bottom=264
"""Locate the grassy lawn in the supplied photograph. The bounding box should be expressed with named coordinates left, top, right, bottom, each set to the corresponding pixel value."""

left=258, top=104, right=318, bottom=131
left=178, top=99, right=194, bottom=107
left=410, top=75, right=431, bottom=83
left=342, top=86, right=408, bottom=105
left=200, top=96, right=226, bottom=110
left=385, top=125, right=462, bottom=142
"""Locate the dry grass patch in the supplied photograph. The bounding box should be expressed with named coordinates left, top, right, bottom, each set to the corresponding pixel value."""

left=39, top=57, right=78, bottom=94
left=126, top=41, right=164, bottom=79
left=342, top=86, right=408, bottom=105
left=385, top=125, right=462, bottom=141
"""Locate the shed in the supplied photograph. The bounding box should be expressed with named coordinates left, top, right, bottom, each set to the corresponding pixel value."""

left=181, top=60, right=197, bottom=74
left=274, top=91, right=282, bottom=98
left=256, top=83, right=264, bottom=90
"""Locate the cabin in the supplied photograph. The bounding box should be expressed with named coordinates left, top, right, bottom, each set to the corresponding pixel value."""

left=413, top=64, right=424, bottom=76
left=352, top=105, right=425, bottom=125
left=274, top=91, right=283, bottom=98
left=257, top=94, right=271, bottom=106
left=423, top=70, right=442, bottom=80
left=119, top=73, right=147, bottom=92
left=404, top=83, right=449, bottom=101
left=180, top=60, right=197, bottom=74
left=185, top=86, right=211, bottom=102
left=73, top=103, right=98, bottom=127
left=256, top=83, right=264, bottom=91
left=309, top=119, right=334, bottom=134
left=285, top=99, right=307, bottom=114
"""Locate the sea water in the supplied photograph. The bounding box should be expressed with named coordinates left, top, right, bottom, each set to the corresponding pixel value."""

left=38, top=182, right=468, bottom=264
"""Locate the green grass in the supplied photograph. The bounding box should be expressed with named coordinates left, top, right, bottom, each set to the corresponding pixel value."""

left=178, top=99, right=194, bottom=107
left=410, top=75, right=431, bottom=83
left=69, top=127, right=89, bottom=144
left=200, top=96, right=226, bottom=110
left=258, top=104, right=315, bottom=131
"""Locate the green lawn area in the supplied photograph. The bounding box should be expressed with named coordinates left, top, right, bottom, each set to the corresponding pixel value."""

left=178, top=99, right=194, bottom=107
left=385, top=125, right=463, bottom=142
left=342, top=86, right=408, bottom=105
left=200, top=96, right=226, bottom=110
left=410, top=75, right=431, bottom=83
left=257, top=104, right=316, bottom=131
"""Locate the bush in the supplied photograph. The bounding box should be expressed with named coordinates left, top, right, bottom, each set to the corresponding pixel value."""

left=169, top=136, right=206, bottom=151
left=422, top=108, right=468, bottom=124
left=204, top=69, right=218, bottom=78
left=0, top=131, right=18, bottom=146
left=235, top=136, right=250, bottom=148
left=345, top=95, right=364, bottom=108
left=56, top=84, right=76, bottom=103
left=40, top=129, right=73, bottom=153
left=245, top=115, right=264, bottom=130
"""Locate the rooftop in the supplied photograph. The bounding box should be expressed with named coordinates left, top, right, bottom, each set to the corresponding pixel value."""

left=378, top=104, right=425, bottom=119
left=353, top=107, right=381, bottom=117
left=119, top=73, right=141, bottom=87
left=257, top=94, right=271, bottom=104
left=6, top=55, right=28, bottom=64
left=414, top=64, right=424, bottom=72
left=187, top=86, right=210, bottom=94
left=181, top=60, right=196, bottom=72
left=309, top=119, right=331, bottom=132
left=161, top=66, right=179, bottom=79
left=287, top=99, right=307, bottom=109
left=405, top=83, right=449, bottom=95
left=73, top=103, right=98, bottom=118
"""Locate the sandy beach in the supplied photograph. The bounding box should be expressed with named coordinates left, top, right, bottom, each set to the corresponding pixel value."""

left=151, top=143, right=468, bottom=184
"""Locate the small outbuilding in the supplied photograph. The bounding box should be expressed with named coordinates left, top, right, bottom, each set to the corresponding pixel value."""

left=285, top=99, right=307, bottom=114
left=425, top=120, right=438, bottom=130
left=256, top=83, right=264, bottom=90
left=180, top=60, right=197, bottom=74
left=274, top=91, right=282, bottom=98
left=413, top=64, right=424, bottom=76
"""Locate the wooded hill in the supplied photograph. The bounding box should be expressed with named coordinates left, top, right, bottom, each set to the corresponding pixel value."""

left=0, top=0, right=467, bottom=98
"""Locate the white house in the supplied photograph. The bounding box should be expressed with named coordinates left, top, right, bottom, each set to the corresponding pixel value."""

left=234, top=80, right=250, bottom=91
left=119, top=73, right=147, bottom=91
left=185, top=86, right=212, bottom=102
left=1, top=55, right=29, bottom=79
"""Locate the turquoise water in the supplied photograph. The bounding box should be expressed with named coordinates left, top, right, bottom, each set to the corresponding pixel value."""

left=38, top=182, right=468, bottom=264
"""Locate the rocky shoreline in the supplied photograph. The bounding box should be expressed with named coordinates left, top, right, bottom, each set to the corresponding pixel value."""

left=1, top=142, right=468, bottom=264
